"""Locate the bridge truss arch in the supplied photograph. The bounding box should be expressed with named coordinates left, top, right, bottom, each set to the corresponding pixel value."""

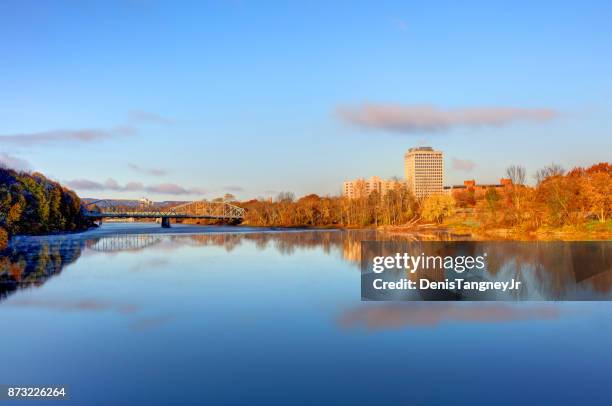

left=83, top=199, right=245, bottom=226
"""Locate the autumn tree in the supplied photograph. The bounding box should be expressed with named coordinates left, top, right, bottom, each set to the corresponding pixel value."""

left=0, top=226, right=7, bottom=250
left=534, top=163, right=565, bottom=185
left=276, top=191, right=295, bottom=203
left=582, top=169, right=612, bottom=222
left=504, top=165, right=528, bottom=225
left=421, top=195, right=455, bottom=224
left=452, top=189, right=476, bottom=208
left=484, top=187, right=501, bottom=218
left=506, top=165, right=526, bottom=185
left=0, top=167, right=92, bottom=238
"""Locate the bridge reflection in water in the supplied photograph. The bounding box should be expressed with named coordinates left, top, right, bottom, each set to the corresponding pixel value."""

left=86, top=235, right=163, bottom=252
left=1, top=230, right=611, bottom=303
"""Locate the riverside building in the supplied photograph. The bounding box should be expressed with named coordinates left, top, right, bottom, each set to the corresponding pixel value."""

left=404, top=147, right=444, bottom=198
left=443, top=178, right=513, bottom=195
left=342, top=176, right=406, bottom=199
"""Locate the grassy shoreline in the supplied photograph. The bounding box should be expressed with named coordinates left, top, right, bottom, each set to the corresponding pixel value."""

left=380, top=219, right=612, bottom=241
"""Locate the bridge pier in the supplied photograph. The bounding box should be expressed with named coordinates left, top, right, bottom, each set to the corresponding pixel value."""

left=161, top=217, right=171, bottom=228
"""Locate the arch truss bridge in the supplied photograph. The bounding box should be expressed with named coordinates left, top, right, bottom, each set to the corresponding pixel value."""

left=83, top=200, right=245, bottom=227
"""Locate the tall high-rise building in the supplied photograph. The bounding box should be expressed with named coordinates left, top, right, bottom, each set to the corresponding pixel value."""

left=404, top=147, right=444, bottom=198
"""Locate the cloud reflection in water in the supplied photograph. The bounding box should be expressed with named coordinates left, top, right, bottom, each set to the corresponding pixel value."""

left=338, top=303, right=560, bottom=330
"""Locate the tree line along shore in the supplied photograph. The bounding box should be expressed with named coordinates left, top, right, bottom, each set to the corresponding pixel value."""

left=237, top=162, right=611, bottom=240
left=0, top=168, right=94, bottom=249
left=1, top=162, right=611, bottom=250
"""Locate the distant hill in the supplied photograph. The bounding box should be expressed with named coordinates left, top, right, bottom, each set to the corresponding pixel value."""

left=81, top=198, right=189, bottom=208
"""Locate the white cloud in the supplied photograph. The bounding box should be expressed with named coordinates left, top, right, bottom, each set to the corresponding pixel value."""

left=0, top=126, right=137, bottom=145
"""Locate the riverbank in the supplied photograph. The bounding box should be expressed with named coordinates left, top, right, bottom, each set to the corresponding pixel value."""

left=380, top=219, right=612, bottom=241
left=3, top=223, right=346, bottom=246
left=0, top=224, right=98, bottom=251
left=255, top=220, right=612, bottom=241
left=4, top=218, right=611, bottom=248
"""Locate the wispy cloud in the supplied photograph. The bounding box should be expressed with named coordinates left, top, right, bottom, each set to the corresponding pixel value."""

left=128, top=110, right=174, bottom=125
left=65, top=179, right=107, bottom=190
left=147, top=183, right=206, bottom=195
left=128, top=163, right=167, bottom=177
left=224, top=185, right=244, bottom=192
left=452, top=158, right=476, bottom=172
left=66, top=178, right=207, bottom=195
left=0, top=152, right=32, bottom=172
left=0, top=126, right=137, bottom=145
left=336, top=104, right=559, bottom=133
left=0, top=110, right=170, bottom=146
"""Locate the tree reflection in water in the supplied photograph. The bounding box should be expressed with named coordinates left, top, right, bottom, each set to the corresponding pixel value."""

left=0, top=237, right=84, bottom=301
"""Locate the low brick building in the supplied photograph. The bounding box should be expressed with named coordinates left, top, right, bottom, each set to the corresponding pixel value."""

left=444, top=178, right=513, bottom=195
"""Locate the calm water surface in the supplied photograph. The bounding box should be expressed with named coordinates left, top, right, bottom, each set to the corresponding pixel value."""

left=1, top=223, right=611, bottom=405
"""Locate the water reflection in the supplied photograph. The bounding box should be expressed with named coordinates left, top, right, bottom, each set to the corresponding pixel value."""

left=339, top=302, right=560, bottom=330
left=0, top=229, right=360, bottom=302
left=1, top=228, right=611, bottom=303
left=2, top=225, right=611, bottom=406
left=362, top=241, right=612, bottom=300
left=5, top=297, right=139, bottom=313
left=0, top=237, right=83, bottom=301
left=86, top=235, right=164, bottom=252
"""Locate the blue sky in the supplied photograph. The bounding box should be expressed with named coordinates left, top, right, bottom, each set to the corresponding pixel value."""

left=1, top=0, right=611, bottom=200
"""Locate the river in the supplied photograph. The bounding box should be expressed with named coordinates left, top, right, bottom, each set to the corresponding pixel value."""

left=1, top=223, right=611, bottom=405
